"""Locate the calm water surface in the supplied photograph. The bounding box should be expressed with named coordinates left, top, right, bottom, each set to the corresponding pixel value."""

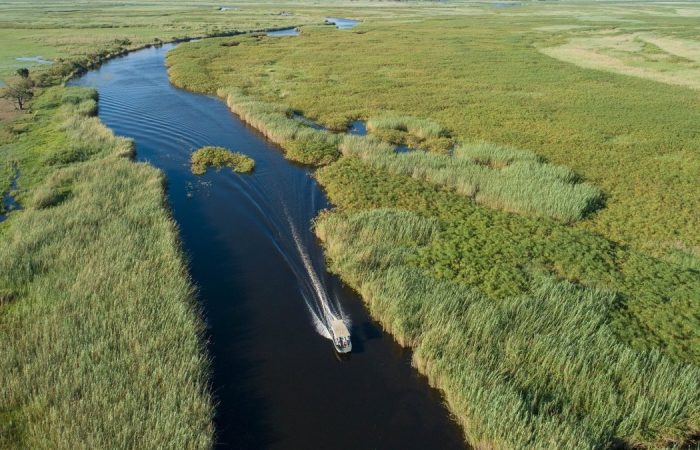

left=326, top=17, right=361, bottom=29
left=71, top=44, right=466, bottom=450
left=267, top=28, right=300, bottom=37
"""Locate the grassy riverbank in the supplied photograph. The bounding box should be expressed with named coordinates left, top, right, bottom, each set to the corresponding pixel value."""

left=166, top=5, right=700, bottom=448
left=315, top=158, right=700, bottom=449
left=0, top=87, right=214, bottom=448
left=167, top=8, right=700, bottom=262
left=214, top=87, right=341, bottom=165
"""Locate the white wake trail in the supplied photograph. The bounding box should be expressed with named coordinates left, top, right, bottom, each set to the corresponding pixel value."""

left=284, top=206, right=350, bottom=340
left=244, top=170, right=350, bottom=341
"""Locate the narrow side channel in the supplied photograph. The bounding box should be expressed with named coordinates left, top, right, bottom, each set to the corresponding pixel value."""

left=71, top=44, right=467, bottom=450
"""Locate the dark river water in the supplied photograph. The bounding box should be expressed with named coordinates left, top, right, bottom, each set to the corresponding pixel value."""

left=71, top=43, right=466, bottom=450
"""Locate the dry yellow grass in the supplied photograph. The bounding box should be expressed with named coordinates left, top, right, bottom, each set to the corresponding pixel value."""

left=540, top=33, right=700, bottom=90
left=641, top=35, right=700, bottom=62
left=675, top=7, right=700, bottom=17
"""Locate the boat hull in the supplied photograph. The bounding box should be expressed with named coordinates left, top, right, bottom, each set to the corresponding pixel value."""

left=334, top=342, right=352, bottom=354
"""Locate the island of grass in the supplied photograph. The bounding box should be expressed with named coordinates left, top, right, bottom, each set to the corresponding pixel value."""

left=191, top=146, right=254, bottom=175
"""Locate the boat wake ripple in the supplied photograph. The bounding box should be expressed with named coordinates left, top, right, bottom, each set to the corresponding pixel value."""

left=239, top=172, right=350, bottom=341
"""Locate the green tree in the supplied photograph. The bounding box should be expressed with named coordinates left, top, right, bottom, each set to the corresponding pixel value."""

left=1, top=79, right=34, bottom=110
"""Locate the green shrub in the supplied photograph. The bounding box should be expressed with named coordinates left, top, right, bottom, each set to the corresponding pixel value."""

left=285, top=135, right=339, bottom=165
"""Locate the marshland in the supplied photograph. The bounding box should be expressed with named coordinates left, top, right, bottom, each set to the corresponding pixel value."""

left=1, top=1, right=699, bottom=449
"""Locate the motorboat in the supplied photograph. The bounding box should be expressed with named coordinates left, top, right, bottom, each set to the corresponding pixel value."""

left=331, top=319, right=351, bottom=353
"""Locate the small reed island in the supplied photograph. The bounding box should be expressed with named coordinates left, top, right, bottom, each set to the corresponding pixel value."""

left=191, top=146, right=255, bottom=175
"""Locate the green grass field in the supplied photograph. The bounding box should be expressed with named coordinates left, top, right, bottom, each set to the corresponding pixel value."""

left=167, top=9, right=700, bottom=262
left=313, top=156, right=700, bottom=448
left=0, top=0, right=329, bottom=79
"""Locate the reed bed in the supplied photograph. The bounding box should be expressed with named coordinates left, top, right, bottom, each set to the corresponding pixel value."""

left=315, top=208, right=700, bottom=450
left=340, top=135, right=602, bottom=221
left=191, top=146, right=254, bottom=175
left=217, top=87, right=340, bottom=165
left=366, top=114, right=453, bottom=154
left=339, top=134, right=396, bottom=156
left=367, top=115, right=447, bottom=139
left=0, top=87, right=213, bottom=449
left=316, top=156, right=700, bottom=366
left=207, top=83, right=601, bottom=221
left=176, top=59, right=603, bottom=222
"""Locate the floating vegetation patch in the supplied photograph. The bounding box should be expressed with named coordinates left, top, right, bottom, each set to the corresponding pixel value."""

left=190, top=146, right=255, bottom=175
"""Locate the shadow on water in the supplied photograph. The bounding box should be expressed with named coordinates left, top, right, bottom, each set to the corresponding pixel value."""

left=292, top=112, right=326, bottom=130
left=183, top=207, right=278, bottom=448
left=70, top=43, right=467, bottom=450
left=267, top=17, right=360, bottom=37
left=347, top=119, right=367, bottom=136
